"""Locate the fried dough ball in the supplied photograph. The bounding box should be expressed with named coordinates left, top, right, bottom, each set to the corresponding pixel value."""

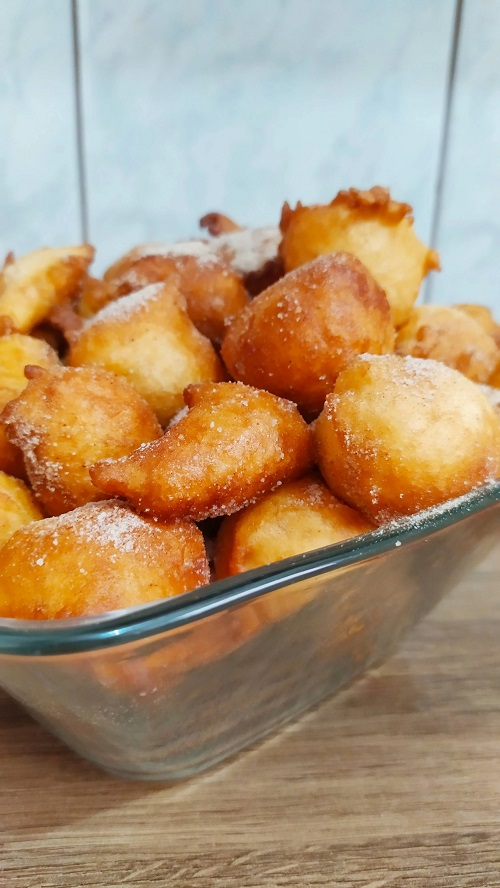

left=215, top=474, right=374, bottom=624
left=279, top=187, right=439, bottom=327
left=103, top=240, right=214, bottom=284
left=68, top=282, right=225, bottom=425
left=0, top=245, right=94, bottom=334
left=104, top=253, right=249, bottom=344
left=90, top=381, right=313, bottom=521
left=315, top=354, right=500, bottom=524
left=3, top=365, right=162, bottom=516
left=395, top=305, right=499, bottom=383
left=0, top=471, right=42, bottom=548
left=0, top=333, right=60, bottom=477
left=221, top=253, right=394, bottom=417
left=0, top=500, right=209, bottom=619
left=215, top=474, right=374, bottom=578
left=106, top=227, right=283, bottom=300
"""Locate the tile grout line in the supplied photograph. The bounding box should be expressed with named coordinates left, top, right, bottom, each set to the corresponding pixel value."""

left=423, top=0, right=464, bottom=304
left=71, top=0, right=89, bottom=243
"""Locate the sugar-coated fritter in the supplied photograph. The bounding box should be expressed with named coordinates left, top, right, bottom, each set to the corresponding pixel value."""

left=215, top=473, right=374, bottom=624
left=215, top=474, right=374, bottom=579
left=279, top=187, right=439, bottom=327
left=221, top=253, right=394, bottom=417
left=90, top=381, right=313, bottom=520
left=68, top=282, right=225, bottom=425
left=0, top=500, right=210, bottom=619
left=395, top=305, right=499, bottom=383
left=0, top=333, right=60, bottom=477
left=3, top=365, right=162, bottom=516
left=0, top=245, right=94, bottom=334
left=106, top=227, right=283, bottom=300
left=0, top=470, right=43, bottom=548
left=315, top=354, right=500, bottom=523
left=104, top=253, right=249, bottom=344
left=103, top=240, right=213, bottom=284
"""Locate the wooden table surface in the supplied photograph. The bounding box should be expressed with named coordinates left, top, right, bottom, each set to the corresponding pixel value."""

left=1, top=547, right=500, bottom=888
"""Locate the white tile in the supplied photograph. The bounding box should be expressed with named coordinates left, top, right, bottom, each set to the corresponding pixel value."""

left=0, top=1, right=81, bottom=258
left=79, top=0, right=455, bottom=270
left=430, top=0, right=500, bottom=314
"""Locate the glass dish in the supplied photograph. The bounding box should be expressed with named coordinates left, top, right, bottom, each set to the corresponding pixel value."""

left=0, top=481, right=499, bottom=781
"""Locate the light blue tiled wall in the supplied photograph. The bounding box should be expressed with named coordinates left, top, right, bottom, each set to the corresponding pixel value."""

left=429, top=0, right=500, bottom=309
left=1, top=0, right=499, bottom=311
left=78, top=0, right=454, bottom=269
left=0, top=1, right=80, bottom=253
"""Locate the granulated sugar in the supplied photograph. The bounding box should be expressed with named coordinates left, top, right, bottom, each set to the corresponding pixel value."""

left=83, top=283, right=165, bottom=328
left=31, top=501, right=163, bottom=557
left=131, top=240, right=213, bottom=260
left=212, top=227, right=281, bottom=274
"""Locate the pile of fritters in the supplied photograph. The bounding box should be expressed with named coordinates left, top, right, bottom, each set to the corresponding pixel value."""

left=0, top=187, right=499, bottom=630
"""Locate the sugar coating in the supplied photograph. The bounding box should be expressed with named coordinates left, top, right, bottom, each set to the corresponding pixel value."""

left=83, top=282, right=165, bottom=328
left=26, top=501, right=162, bottom=552
left=377, top=480, right=500, bottom=531
left=129, top=228, right=280, bottom=277
left=131, top=240, right=213, bottom=260
left=212, top=226, right=281, bottom=274
left=92, top=382, right=311, bottom=521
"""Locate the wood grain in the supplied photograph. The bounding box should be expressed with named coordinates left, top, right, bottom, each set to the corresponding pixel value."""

left=1, top=548, right=500, bottom=887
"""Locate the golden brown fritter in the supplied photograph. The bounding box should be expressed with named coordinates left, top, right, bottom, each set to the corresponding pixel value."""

left=0, top=500, right=210, bottom=619
left=103, top=253, right=249, bottom=344
left=396, top=305, right=499, bottom=383
left=0, top=245, right=94, bottom=333
left=68, top=281, right=225, bottom=425
left=0, top=333, right=60, bottom=477
left=279, top=187, right=439, bottom=326
left=90, top=381, right=313, bottom=520
left=215, top=474, right=374, bottom=579
left=315, top=354, right=500, bottom=523
left=3, top=365, right=162, bottom=515
left=221, top=252, right=394, bottom=417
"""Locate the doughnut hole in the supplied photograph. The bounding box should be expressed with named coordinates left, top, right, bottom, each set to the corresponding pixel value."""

left=315, top=354, right=500, bottom=523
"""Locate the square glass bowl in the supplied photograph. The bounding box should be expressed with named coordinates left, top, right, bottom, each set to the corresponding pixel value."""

left=0, top=481, right=499, bottom=781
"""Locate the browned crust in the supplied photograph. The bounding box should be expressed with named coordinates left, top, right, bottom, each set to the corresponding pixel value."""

left=280, top=187, right=414, bottom=236
left=199, top=212, right=243, bottom=236
left=424, top=248, right=441, bottom=272
left=279, top=201, right=297, bottom=234
left=330, top=186, right=413, bottom=221
left=2, top=252, right=15, bottom=271
left=0, top=317, right=14, bottom=336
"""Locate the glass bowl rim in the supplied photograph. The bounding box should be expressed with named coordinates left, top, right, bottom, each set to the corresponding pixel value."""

left=1, top=480, right=499, bottom=657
